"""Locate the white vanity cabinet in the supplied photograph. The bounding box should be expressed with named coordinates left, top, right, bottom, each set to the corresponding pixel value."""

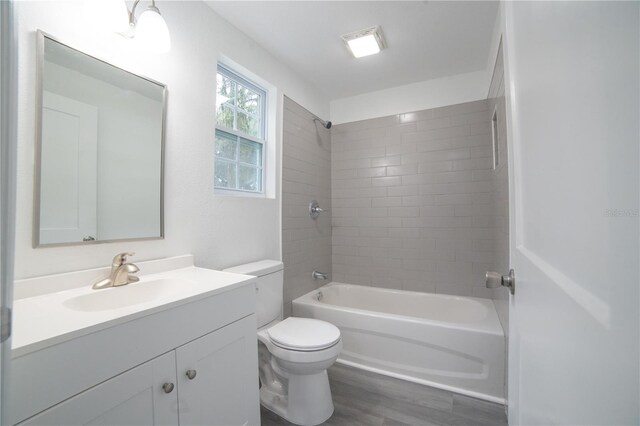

left=19, top=316, right=259, bottom=426
left=10, top=264, right=260, bottom=426
left=176, top=316, right=258, bottom=426
left=20, top=351, right=179, bottom=426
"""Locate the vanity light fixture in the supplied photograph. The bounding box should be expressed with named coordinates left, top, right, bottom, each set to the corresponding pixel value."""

left=87, top=0, right=129, bottom=33
left=121, top=0, right=171, bottom=53
left=341, top=26, right=386, bottom=58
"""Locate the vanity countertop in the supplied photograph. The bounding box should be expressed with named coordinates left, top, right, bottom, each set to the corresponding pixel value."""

left=12, top=260, right=256, bottom=358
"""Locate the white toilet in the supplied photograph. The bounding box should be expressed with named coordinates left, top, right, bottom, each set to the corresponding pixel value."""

left=223, top=260, right=342, bottom=426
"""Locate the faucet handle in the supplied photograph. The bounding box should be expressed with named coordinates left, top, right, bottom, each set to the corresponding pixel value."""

left=112, top=252, right=135, bottom=266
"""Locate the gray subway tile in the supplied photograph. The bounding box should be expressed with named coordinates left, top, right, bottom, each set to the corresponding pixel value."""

left=329, top=98, right=502, bottom=300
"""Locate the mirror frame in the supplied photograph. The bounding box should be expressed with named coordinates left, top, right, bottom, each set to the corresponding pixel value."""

left=33, top=30, right=167, bottom=248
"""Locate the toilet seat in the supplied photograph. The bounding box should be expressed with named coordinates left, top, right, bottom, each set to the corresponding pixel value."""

left=267, top=317, right=341, bottom=352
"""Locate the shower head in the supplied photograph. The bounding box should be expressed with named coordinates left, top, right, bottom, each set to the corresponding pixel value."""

left=314, top=117, right=332, bottom=129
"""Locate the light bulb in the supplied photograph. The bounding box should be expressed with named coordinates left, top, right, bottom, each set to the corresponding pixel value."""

left=135, top=5, right=171, bottom=54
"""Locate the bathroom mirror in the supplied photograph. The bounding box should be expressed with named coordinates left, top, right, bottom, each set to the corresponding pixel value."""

left=34, top=31, right=166, bottom=247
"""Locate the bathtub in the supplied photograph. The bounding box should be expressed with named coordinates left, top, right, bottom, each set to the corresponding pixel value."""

left=292, top=283, right=505, bottom=403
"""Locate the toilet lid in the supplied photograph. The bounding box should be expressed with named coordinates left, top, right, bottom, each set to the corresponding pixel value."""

left=267, top=317, right=341, bottom=351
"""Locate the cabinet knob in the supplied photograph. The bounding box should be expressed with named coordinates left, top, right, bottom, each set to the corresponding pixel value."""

left=186, top=369, right=197, bottom=380
left=162, top=382, right=174, bottom=393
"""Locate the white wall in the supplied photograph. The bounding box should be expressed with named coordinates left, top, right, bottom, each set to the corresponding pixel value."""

left=330, top=71, right=487, bottom=125
left=484, top=3, right=503, bottom=96
left=14, top=0, right=329, bottom=279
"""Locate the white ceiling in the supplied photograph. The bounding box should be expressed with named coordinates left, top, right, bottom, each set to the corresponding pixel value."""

left=205, top=1, right=499, bottom=100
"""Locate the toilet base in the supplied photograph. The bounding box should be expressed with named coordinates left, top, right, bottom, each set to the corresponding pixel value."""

left=260, top=369, right=334, bottom=426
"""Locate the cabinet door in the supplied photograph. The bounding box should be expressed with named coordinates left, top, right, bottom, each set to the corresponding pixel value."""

left=20, top=351, right=178, bottom=426
left=176, top=315, right=259, bottom=426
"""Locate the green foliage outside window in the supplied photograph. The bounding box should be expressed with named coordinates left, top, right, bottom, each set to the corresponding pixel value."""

left=215, top=65, right=266, bottom=193
left=216, top=73, right=261, bottom=138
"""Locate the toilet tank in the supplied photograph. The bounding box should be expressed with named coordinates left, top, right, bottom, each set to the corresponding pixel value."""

left=223, top=260, right=283, bottom=328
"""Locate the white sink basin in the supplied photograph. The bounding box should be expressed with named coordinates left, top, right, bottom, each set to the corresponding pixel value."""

left=63, top=278, right=194, bottom=312
left=11, top=257, right=256, bottom=357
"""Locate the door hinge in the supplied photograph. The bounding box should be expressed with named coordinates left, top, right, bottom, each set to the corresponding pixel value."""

left=1, top=306, right=12, bottom=343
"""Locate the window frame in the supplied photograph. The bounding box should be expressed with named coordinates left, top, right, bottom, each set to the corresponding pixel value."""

left=215, top=63, right=267, bottom=194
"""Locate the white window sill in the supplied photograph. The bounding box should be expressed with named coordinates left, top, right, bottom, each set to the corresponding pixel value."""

left=214, top=188, right=268, bottom=199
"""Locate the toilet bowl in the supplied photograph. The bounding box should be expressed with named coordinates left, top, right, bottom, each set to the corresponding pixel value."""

left=259, top=317, right=342, bottom=425
left=223, top=260, right=342, bottom=426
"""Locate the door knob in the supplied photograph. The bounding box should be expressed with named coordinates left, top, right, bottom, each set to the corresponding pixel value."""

left=186, top=369, right=197, bottom=380
left=162, top=382, right=174, bottom=393
left=485, top=269, right=515, bottom=295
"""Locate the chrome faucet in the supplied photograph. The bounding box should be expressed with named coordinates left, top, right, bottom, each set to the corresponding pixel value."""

left=92, top=252, right=140, bottom=290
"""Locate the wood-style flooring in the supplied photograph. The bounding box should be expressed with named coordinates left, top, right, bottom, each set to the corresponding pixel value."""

left=260, top=363, right=508, bottom=426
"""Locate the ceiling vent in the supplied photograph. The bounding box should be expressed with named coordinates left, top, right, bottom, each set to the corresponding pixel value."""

left=341, top=26, right=386, bottom=58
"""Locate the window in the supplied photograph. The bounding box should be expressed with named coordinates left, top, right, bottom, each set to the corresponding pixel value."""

left=215, top=64, right=267, bottom=193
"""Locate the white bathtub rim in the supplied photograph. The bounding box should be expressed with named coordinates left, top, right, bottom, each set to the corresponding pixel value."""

left=335, top=358, right=506, bottom=405
left=325, top=281, right=494, bottom=306
left=296, top=283, right=503, bottom=336
left=297, top=300, right=503, bottom=336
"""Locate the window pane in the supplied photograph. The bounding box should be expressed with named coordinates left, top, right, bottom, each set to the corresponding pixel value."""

left=239, top=139, right=262, bottom=166
left=215, top=130, right=237, bottom=160
left=216, top=104, right=235, bottom=130
left=216, top=73, right=235, bottom=106
left=237, top=84, right=260, bottom=115
left=215, top=159, right=236, bottom=189
left=238, top=165, right=261, bottom=192
left=237, top=111, right=259, bottom=138
left=216, top=65, right=266, bottom=194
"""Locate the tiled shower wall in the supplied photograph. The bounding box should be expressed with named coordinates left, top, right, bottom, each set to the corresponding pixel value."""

left=281, top=97, right=332, bottom=317
left=331, top=99, right=497, bottom=298
left=488, top=41, right=510, bottom=330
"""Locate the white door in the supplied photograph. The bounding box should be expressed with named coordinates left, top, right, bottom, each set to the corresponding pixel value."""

left=176, top=315, right=260, bottom=426
left=39, top=91, right=98, bottom=244
left=0, top=1, right=17, bottom=424
left=19, top=351, right=179, bottom=426
left=502, top=2, right=639, bottom=424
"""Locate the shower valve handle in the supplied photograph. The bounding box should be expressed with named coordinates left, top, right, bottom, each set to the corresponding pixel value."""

left=312, top=270, right=328, bottom=280
left=309, top=200, right=328, bottom=219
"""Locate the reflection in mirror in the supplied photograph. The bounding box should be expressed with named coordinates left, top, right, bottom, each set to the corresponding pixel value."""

left=35, top=31, right=166, bottom=247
